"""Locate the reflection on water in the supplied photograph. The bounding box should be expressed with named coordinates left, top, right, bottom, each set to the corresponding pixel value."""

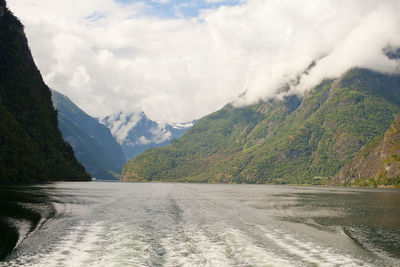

left=0, top=182, right=399, bottom=266
left=0, top=185, right=55, bottom=260
left=293, top=191, right=400, bottom=259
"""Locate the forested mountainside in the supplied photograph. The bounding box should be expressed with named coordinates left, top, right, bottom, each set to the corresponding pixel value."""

left=122, top=69, right=400, bottom=186
left=0, top=0, right=90, bottom=182
left=332, top=114, right=400, bottom=187
left=52, top=90, right=126, bottom=180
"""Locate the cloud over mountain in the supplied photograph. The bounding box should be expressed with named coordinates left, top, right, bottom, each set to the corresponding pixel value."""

left=7, top=0, right=400, bottom=122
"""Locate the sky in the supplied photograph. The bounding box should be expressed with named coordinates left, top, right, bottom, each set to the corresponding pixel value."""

left=6, top=0, right=400, bottom=123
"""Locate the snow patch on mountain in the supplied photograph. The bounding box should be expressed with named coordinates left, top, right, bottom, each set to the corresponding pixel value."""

left=100, top=112, right=143, bottom=144
left=170, top=122, right=194, bottom=130
left=101, top=111, right=195, bottom=160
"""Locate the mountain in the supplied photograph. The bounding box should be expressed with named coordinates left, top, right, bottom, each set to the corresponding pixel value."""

left=0, top=1, right=90, bottom=182
left=101, top=112, right=194, bottom=161
left=51, top=90, right=126, bottom=180
left=332, top=114, right=400, bottom=187
left=122, top=68, right=400, bottom=185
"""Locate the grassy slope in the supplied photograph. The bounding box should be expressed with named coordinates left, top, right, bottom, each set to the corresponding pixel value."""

left=122, top=69, right=400, bottom=184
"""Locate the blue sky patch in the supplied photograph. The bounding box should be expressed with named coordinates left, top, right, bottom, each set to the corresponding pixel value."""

left=115, top=0, right=243, bottom=19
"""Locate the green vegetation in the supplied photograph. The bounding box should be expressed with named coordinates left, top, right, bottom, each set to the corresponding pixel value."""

left=122, top=69, right=400, bottom=185
left=0, top=2, right=90, bottom=182
left=333, top=114, right=400, bottom=188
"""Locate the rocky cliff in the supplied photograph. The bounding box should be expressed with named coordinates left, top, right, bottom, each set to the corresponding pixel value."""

left=332, top=115, right=400, bottom=187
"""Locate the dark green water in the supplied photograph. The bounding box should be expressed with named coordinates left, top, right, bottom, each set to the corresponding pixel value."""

left=0, top=182, right=399, bottom=266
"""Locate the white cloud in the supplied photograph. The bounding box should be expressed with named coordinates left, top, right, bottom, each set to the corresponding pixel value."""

left=170, top=122, right=194, bottom=129
left=141, top=126, right=172, bottom=145
left=7, top=0, right=400, bottom=123
left=100, top=112, right=143, bottom=144
left=152, top=0, right=170, bottom=3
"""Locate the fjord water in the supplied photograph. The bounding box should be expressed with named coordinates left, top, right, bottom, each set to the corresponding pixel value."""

left=1, top=183, right=399, bottom=266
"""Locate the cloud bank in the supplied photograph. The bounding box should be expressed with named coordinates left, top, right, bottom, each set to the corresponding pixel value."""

left=7, top=0, right=400, bottom=123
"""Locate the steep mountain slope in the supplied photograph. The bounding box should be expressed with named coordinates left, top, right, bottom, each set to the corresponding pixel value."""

left=0, top=1, right=90, bottom=182
left=52, top=90, right=126, bottom=180
left=101, top=112, right=194, bottom=160
left=122, top=69, right=400, bottom=184
left=332, top=114, right=400, bottom=187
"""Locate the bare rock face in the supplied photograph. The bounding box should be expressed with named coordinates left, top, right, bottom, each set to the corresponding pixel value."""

left=332, top=115, right=400, bottom=187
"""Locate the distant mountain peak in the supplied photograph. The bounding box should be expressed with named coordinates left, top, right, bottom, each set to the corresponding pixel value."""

left=101, top=111, right=194, bottom=160
left=100, top=112, right=145, bottom=144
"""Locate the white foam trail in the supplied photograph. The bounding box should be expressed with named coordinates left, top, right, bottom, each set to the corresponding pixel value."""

left=3, top=220, right=373, bottom=267
left=9, top=222, right=149, bottom=267
left=7, top=218, right=32, bottom=247
left=220, top=228, right=294, bottom=267
left=190, top=229, right=232, bottom=267
left=90, top=224, right=150, bottom=267
left=257, top=225, right=370, bottom=267
left=161, top=225, right=232, bottom=267
left=32, top=222, right=106, bottom=266
left=161, top=222, right=295, bottom=267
